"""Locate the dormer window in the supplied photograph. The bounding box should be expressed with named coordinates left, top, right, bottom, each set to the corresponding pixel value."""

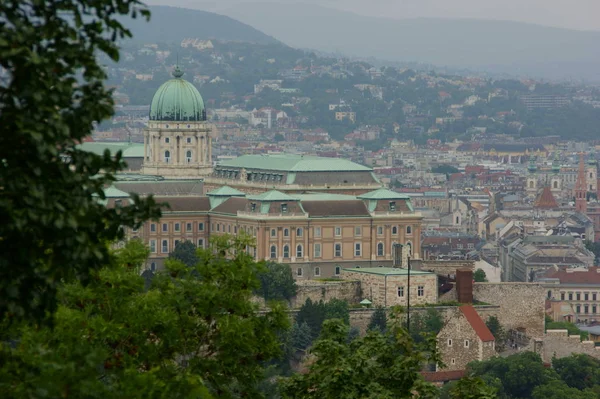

left=389, top=201, right=396, bottom=211
left=251, top=203, right=256, bottom=212
left=281, top=203, right=288, bottom=213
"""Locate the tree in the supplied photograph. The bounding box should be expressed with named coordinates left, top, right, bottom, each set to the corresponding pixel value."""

left=256, top=262, right=297, bottom=302
left=546, top=320, right=589, bottom=340
left=168, top=240, right=198, bottom=267
left=410, top=308, right=444, bottom=343
left=279, top=317, right=441, bottom=398
left=431, top=164, right=460, bottom=175
left=553, top=354, right=600, bottom=390
left=0, top=235, right=289, bottom=397
left=0, top=0, right=159, bottom=323
left=485, top=316, right=506, bottom=351
left=474, top=269, right=488, bottom=282
left=448, top=376, right=498, bottom=399
left=532, top=380, right=597, bottom=399
left=295, top=298, right=350, bottom=340
left=367, top=307, right=387, bottom=332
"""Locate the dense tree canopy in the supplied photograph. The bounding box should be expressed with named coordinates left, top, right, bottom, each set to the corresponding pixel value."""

left=0, top=0, right=159, bottom=323
left=168, top=240, right=198, bottom=267
left=256, top=262, right=297, bottom=302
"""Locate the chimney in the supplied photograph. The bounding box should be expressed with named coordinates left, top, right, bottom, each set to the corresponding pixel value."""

left=456, top=269, right=474, bottom=304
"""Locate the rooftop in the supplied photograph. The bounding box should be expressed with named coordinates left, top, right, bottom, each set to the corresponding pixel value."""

left=460, top=305, right=495, bottom=342
left=78, top=142, right=144, bottom=157
left=357, top=188, right=411, bottom=200
left=342, top=267, right=433, bottom=276
left=218, top=154, right=372, bottom=172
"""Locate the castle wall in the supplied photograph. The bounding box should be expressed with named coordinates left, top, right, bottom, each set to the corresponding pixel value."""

left=541, top=329, right=600, bottom=362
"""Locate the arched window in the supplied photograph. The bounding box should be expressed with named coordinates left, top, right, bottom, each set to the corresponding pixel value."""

left=455, top=216, right=460, bottom=225
left=150, top=262, right=156, bottom=272
left=314, top=267, right=320, bottom=277
left=529, top=181, right=534, bottom=188
left=283, top=228, right=289, bottom=237
left=270, top=245, right=277, bottom=259
left=297, top=268, right=303, bottom=277
left=335, top=266, right=341, bottom=275
left=296, top=227, right=303, bottom=237
left=377, top=242, right=384, bottom=256
left=186, top=150, right=192, bottom=163
left=406, top=225, right=412, bottom=234
left=283, top=245, right=290, bottom=258
left=296, top=244, right=303, bottom=258
left=164, top=150, right=171, bottom=163
left=547, top=290, right=552, bottom=299
left=392, top=226, right=398, bottom=234
left=553, top=181, right=558, bottom=189
left=165, top=137, right=170, bottom=143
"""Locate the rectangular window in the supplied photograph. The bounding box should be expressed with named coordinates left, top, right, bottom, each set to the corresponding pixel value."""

left=217, top=224, right=220, bottom=232
left=377, top=226, right=383, bottom=235
left=335, top=243, right=342, bottom=257
left=162, top=223, right=168, bottom=233
left=174, top=223, right=181, bottom=232
left=569, top=293, right=573, bottom=301
left=150, top=223, right=156, bottom=233
left=397, top=286, right=404, bottom=297
left=561, top=292, right=565, bottom=300
left=281, top=203, right=288, bottom=213
left=585, top=293, right=589, bottom=301
left=314, top=243, right=321, bottom=258
left=198, top=222, right=204, bottom=231
left=284, top=228, right=290, bottom=237
left=149, top=240, right=157, bottom=253
left=577, top=292, right=581, bottom=301
left=314, top=227, right=321, bottom=237
left=418, top=286, right=424, bottom=297
left=271, top=229, right=277, bottom=237
left=186, top=223, right=192, bottom=232
left=211, top=223, right=215, bottom=232
left=389, top=201, right=396, bottom=211
left=355, top=243, right=361, bottom=257
left=467, top=243, right=474, bottom=249
left=456, top=243, right=463, bottom=249
left=585, top=305, right=589, bottom=314
left=198, top=238, right=204, bottom=248
left=355, top=226, right=361, bottom=236
left=594, top=293, right=598, bottom=301
left=576, top=305, right=581, bottom=313
left=174, top=239, right=180, bottom=248
left=314, top=267, right=321, bottom=277
left=297, top=228, right=303, bottom=237
left=594, top=305, right=597, bottom=314
left=161, top=240, right=168, bottom=253
left=464, top=340, right=470, bottom=348
left=447, top=339, right=452, bottom=347
left=335, top=226, right=342, bottom=237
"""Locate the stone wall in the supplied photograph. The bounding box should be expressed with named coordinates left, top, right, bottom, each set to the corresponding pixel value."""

left=291, top=280, right=362, bottom=308
left=540, top=329, right=600, bottom=362
left=438, top=282, right=546, bottom=338
left=414, top=260, right=475, bottom=276
left=437, top=308, right=485, bottom=371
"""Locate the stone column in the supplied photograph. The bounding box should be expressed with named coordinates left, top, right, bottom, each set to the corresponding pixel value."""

left=196, top=131, right=201, bottom=164
left=154, top=133, right=159, bottom=165
left=143, top=130, right=147, bottom=162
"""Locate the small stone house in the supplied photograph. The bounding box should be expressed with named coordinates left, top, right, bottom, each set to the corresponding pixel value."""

left=341, top=268, right=437, bottom=307
left=437, top=305, right=496, bottom=371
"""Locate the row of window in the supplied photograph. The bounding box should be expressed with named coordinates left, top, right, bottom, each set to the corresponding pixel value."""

left=162, top=135, right=197, bottom=143
left=149, top=238, right=205, bottom=254
left=397, top=285, right=425, bottom=297
left=269, top=242, right=412, bottom=259
left=575, top=304, right=599, bottom=314
left=151, top=222, right=205, bottom=233
left=294, top=265, right=407, bottom=278
left=162, top=150, right=195, bottom=164
left=268, top=225, right=413, bottom=237
left=447, top=339, right=470, bottom=348
left=560, top=292, right=600, bottom=301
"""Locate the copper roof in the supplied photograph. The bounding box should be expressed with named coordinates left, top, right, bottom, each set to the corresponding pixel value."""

left=534, top=186, right=558, bottom=209
left=459, top=305, right=495, bottom=342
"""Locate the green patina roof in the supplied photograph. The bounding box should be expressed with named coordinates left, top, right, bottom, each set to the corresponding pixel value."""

left=103, top=185, right=130, bottom=198
left=149, top=66, right=205, bottom=122
left=296, top=193, right=358, bottom=201
left=343, top=267, right=433, bottom=276
left=247, top=190, right=298, bottom=202
left=78, top=142, right=144, bottom=157
left=218, top=154, right=371, bottom=172
left=206, top=186, right=246, bottom=197
left=357, top=188, right=411, bottom=200
left=360, top=299, right=372, bottom=305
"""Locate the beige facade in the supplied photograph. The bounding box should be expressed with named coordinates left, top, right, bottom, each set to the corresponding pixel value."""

left=340, top=268, right=437, bottom=307
left=142, top=121, right=214, bottom=178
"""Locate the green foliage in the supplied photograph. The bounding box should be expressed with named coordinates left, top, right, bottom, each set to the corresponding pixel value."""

left=553, top=354, right=600, bottom=390
left=0, top=0, right=160, bottom=323
left=532, top=380, right=598, bottom=399
left=474, top=269, right=488, bottom=282
left=546, top=321, right=589, bottom=340
left=279, top=314, right=442, bottom=399
left=410, top=308, right=444, bottom=344
left=367, top=307, right=387, bottom=333
left=0, top=236, right=289, bottom=398
left=485, top=316, right=507, bottom=351
left=168, top=240, right=198, bottom=267
left=256, top=262, right=297, bottom=302
left=431, top=164, right=460, bottom=175
left=295, top=298, right=351, bottom=340
left=448, top=376, right=498, bottom=399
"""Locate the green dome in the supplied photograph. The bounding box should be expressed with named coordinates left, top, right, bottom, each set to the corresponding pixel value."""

left=149, top=66, right=206, bottom=122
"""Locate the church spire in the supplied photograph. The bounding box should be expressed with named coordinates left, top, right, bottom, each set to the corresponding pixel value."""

left=575, top=152, right=587, bottom=213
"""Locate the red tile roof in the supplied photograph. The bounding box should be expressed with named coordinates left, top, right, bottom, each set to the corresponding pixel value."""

left=535, top=186, right=558, bottom=209
left=420, top=370, right=466, bottom=382
left=544, top=266, right=600, bottom=284
left=460, top=305, right=495, bottom=342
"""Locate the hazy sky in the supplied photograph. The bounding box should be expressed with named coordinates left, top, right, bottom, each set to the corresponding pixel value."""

left=146, top=0, right=600, bottom=31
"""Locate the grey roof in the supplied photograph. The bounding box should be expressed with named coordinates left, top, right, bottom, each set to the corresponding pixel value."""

left=218, top=154, right=371, bottom=172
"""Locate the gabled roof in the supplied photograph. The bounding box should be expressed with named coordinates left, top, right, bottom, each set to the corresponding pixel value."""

left=357, top=188, right=411, bottom=200
left=459, top=305, right=495, bottom=342
left=247, top=190, right=298, bottom=202
left=534, top=186, right=558, bottom=209
left=104, top=185, right=130, bottom=198
left=218, top=154, right=371, bottom=172
left=211, top=197, right=248, bottom=215
left=206, top=186, right=246, bottom=197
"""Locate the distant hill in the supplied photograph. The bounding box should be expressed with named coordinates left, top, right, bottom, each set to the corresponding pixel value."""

left=216, top=2, right=600, bottom=81
left=124, top=6, right=279, bottom=45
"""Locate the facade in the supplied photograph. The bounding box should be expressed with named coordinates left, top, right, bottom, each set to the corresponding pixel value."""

left=123, top=187, right=423, bottom=276
left=340, top=268, right=437, bottom=307
left=540, top=266, right=600, bottom=324
left=141, top=66, right=214, bottom=178
left=437, top=305, right=496, bottom=371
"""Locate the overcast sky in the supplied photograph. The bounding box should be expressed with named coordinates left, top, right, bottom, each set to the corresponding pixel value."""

left=146, top=0, right=600, bottom=31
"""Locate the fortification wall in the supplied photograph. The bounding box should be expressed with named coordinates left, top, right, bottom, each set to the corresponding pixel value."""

left=437, top=282, right=546, bottom=338
left=291, top=280, right=362, bottom=309
left=414, top=260, right=475, bottom=276
left=541, top=330, right=600, bottom=362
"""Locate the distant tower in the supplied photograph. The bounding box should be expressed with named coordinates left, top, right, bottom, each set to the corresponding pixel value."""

left=550, top=152, right=562, bottom=193
left=575, top=153, right=587, bottom=213
left=526, top=156, right=538, bottom=197
left=586, top=158, right=597, bottom=194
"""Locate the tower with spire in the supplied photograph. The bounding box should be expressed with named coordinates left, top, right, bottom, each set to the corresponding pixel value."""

left=550, top=152, right=562, bottom=194
left=575, top=152, right=587, bottom=213
left=526, top=156, right=538, bottom=197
